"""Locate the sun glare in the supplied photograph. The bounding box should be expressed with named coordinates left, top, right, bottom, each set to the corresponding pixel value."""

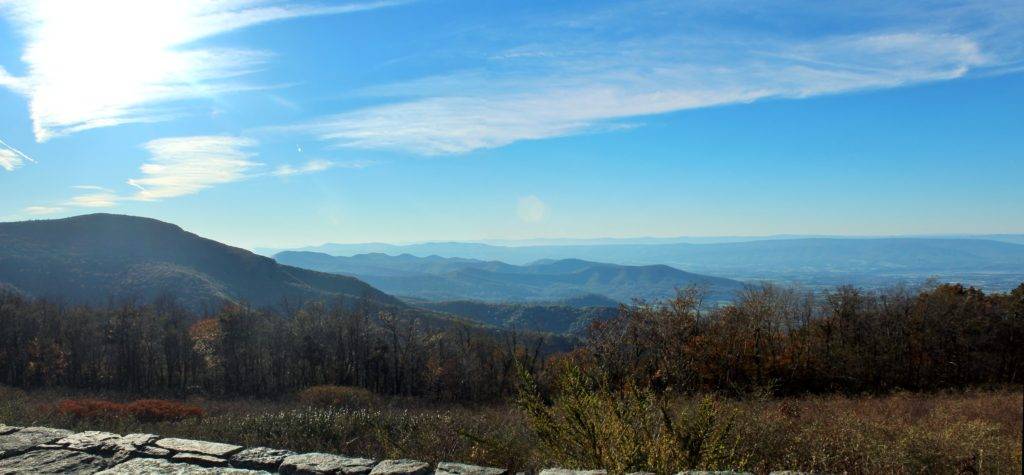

left=7, top=1, right=264, bottom=141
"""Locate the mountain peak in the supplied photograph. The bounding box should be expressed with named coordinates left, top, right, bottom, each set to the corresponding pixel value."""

left=0, top=214, right=402, bottom=310
left=45, top=212, right=183, bottom=229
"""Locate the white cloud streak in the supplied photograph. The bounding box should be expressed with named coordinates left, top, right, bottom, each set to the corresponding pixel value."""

left=128, top=136, right=260, bottom=201
left=0, top=138, right=34, bottom=171
left=22, top=206, right=63, bottom=215
left=0, top=149, right=26, bottom=172
left=0, top=0, right=409, bottom=142
left=272, top=158, right=374, bottom=176
left=305, top=33, right=990, bottom=155
left=64, top=192, right=122, bottom=208
left=72, top=185, right=114, bottom=192
left=298, top=2, right=1020, bottom=155
left=0, top=66, right=29, bottom=94
left=53, top=136, right=350, bottom=210
left=57, top=135, right=259, bottom=208
left=273, top=159, right=333, bottom=177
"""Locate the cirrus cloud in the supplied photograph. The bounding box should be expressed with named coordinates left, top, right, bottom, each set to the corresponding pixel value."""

left=303, top=32, right=991, bottom=155
left=63, top=193, right=122, bottom=208
left=0, top=138, right=34, bottom=172
left=54, top=135, right=259, bottom=209
left=128, top=136, right=260, bottom=201
left=296, top=1, right=1019, bottom=155
left=22, top=205, right=63, bottom=215
left=272, top=159, right=334, bottom=177
left=54, top=135, right=356, bottom=211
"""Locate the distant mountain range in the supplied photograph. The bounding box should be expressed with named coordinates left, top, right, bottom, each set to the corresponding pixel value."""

left=273, top=251, right=745, bottom=303
left=255, top=233, right=1024, bottom=256
left=4, top=212, right=1020, bottom=330
left=0, top=213, right=646, bottom=335
left=271, top=237, right=1024, bottom=291
left=0, top=214, right=402, bottom=310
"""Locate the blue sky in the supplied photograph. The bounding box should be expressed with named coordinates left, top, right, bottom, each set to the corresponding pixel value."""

left=1, top=0, right=1022, bottom=248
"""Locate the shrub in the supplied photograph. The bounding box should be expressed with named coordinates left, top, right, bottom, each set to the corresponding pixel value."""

left=56, top=398, right=126, bottom=420
left=297, top=385, right=376, bottom=408
left=9, top=387, right=1019, bottom=473
left=125, top=399, right=204, bottom=422
left=517, top=364, right=745, bottom=473
left=54, top=398, right=202, bottom=422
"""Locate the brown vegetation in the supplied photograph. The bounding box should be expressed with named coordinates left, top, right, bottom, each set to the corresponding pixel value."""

left=54, top=398, right=204, bottom=422
left=1, top=282, right=1022, bottom=472
left=567, top=283, right=1024, bottom=395
left=503, top=281, right=1024, bottom=471
left=1, top=385, right=1019, bottom=473
left=2, top=283, right=1021, bottom=400
left=0, top=293, right=546, bottom=401
left=518, top=371, right=1022, bottom=473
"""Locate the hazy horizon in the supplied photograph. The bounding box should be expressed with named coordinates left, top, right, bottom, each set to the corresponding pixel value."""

left=5, top=211, right=1024, bottom=251
left=265, top=231, right=1024, bottom=252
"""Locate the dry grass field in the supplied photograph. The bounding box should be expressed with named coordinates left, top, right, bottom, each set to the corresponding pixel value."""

left=2, top=385, right=1019, bottom=474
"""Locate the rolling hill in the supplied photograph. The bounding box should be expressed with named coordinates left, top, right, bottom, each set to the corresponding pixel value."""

left=279, top=237, right=1024, bottom=291
left=273, top=251, right=745, bottom=303
left=0, top=214, right=403, bottom=309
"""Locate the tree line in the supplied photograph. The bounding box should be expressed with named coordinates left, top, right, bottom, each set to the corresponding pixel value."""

left=564, top=282, right=1023, bottom=395
left=1, top=282, right=1021, bottom=402
left=0, top=293, right=549, bottom=401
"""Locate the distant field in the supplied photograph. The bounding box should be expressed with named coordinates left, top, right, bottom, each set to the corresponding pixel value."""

left=2, top=386, right=1020, bottom=474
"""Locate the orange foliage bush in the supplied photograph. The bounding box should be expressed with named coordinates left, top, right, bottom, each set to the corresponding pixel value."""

left=55, top=398, right=203, bottom=422
left=55, top=398, right=123, bottom=419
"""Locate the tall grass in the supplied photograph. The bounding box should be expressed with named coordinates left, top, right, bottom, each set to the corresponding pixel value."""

left=0, top=385, right=539, bottom=471
left=517, top=365, right=746, bottom=472
left=728, top=391, right=1023, bottom=474
left=1, top=385, right=1020, bottom=473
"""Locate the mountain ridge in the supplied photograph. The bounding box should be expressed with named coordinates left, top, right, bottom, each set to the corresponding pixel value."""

left=273, top=251, right=745, bottom=303
left=273, top=237, right=1024, bottom=291
left=0, top=214, right=403, bottom=310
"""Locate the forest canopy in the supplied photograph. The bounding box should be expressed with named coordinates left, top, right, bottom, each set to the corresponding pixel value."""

left=1, top=282, right=1020, bottom=401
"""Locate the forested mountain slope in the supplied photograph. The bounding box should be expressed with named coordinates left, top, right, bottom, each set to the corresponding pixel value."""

left=0, top=214, right=402, bottom=310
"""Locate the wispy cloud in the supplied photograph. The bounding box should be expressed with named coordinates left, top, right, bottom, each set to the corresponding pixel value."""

left=272, top=158, right=374, bottom=177
left=273, top=159, right=333, bottom=177
left=72, top=185, right=113, bottom=192
left=128, top=136, right=260, bottom=201
left=0, top=138, right=34, bottom=171
left=297, top=2, right=1020, bottom=155
left=54, top=186, right=120, bottom=209
left=303, top=33, right=988, bottom=155
left=64, top=192, right=122, bottom=208
left=50, top=136, right=352, bottom=211
left=0, top=0, right=409, bottom=141
left=58, top=135, right=259, bottom=208
left=0, top=150, right=26, bottom=172
left=0, top=66, right=29, bottom=94
left=22, top=205, right=63, bottom=215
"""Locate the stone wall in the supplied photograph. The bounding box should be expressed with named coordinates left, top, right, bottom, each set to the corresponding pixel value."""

left=0, top=424, right=779, bottom=474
